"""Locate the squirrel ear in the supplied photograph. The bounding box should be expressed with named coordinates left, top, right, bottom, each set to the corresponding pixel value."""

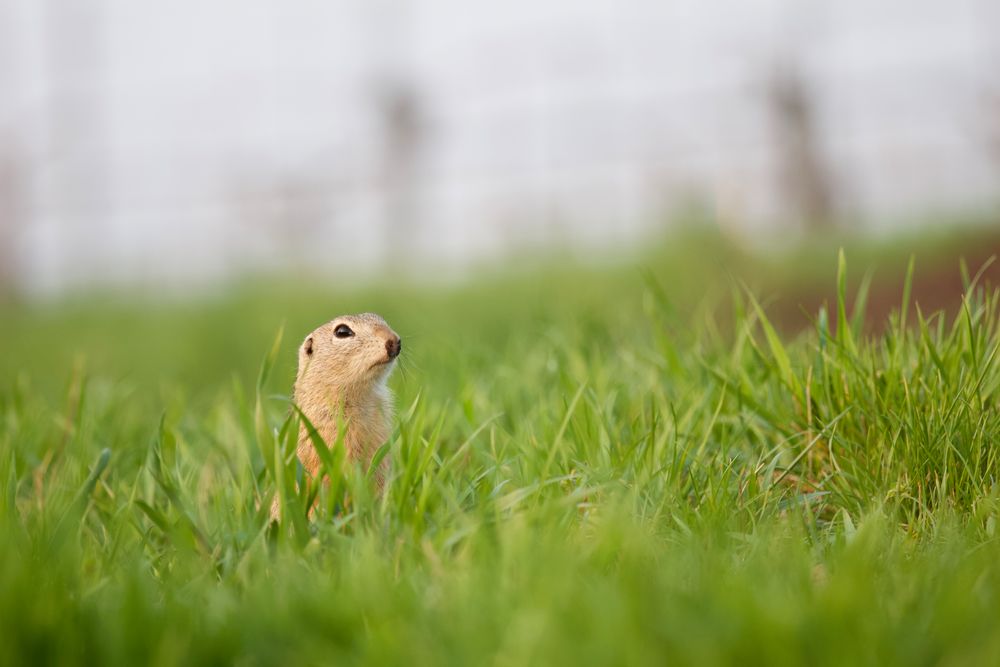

left=304, top=336, right=314, bottom=355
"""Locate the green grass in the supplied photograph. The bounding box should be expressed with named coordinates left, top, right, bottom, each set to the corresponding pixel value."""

left=3, top=231, right=1000, bottom=665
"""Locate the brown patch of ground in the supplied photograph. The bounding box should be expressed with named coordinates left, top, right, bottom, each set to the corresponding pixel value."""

left=771, top=234, right=1000, bottom=335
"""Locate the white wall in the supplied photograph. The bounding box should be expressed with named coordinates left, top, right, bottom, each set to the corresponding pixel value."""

left=1, top=0, right=998, bottom=291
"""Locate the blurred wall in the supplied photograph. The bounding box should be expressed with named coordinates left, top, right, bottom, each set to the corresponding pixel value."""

left=1, top=0, right=998, bottom=293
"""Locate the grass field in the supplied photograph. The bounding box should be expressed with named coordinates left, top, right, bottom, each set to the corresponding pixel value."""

left=3, top=229, right=1000, bottom=665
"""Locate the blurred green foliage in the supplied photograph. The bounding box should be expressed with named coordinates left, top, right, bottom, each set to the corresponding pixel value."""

left=2, top=225, right=1000, bottom=665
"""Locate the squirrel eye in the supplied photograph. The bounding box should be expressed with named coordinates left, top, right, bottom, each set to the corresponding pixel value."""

left=334, top=324, right=355, bottom=339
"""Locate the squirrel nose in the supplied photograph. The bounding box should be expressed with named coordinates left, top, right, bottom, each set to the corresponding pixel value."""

left=385, top=336, right=401, bottom=359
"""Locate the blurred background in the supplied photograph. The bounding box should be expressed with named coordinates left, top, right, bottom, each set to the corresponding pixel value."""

left=1, top=0, right=999, bottom=298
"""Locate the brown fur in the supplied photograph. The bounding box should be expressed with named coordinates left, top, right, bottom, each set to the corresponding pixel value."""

left=271, top=312, right=400, bottom=519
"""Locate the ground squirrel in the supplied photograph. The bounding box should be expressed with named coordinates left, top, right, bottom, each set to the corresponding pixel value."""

left=272, top=313, right=401, bottom=518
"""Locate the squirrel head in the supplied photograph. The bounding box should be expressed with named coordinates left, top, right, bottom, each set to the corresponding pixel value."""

left=296, top=313, right=401, bottom=394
